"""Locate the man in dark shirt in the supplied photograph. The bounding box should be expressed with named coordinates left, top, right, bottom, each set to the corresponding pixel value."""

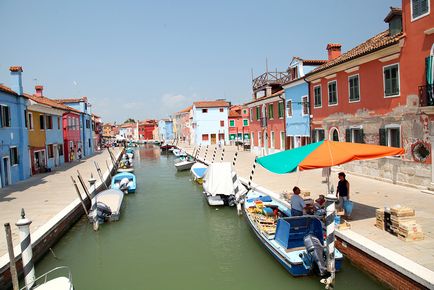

left=336, top=172, right=350, bottom=212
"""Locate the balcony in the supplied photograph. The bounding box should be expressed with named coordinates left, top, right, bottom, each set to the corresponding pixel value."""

left=252, top=72, right=290, bottom=91
left=419, top=84, right=434, bottom=106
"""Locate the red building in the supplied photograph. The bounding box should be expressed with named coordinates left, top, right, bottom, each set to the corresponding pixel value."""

left=92, top=114, right=102, bottom=151
left=228, top=105, right=250, bottom=143
left=305, top=1, right=434, bottom=187
left=245, top=72, right=287, bottom=155
left=138, top=119, right=157, bottom=140
left=63, top=110, right=81, bottom=162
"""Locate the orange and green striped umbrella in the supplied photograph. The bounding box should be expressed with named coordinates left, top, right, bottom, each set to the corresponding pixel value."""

left=256, top=140, right=405, bottom=174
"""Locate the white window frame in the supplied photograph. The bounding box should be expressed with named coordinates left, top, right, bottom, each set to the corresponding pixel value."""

left=249, top=108, right=253, bottom=122
left=278, top=101, right=284, bottom=119
left=327, top=80, right=338, bottom=106
left=287, top=100, right=293, bottom=118
left=313, top=85, right=322, bottom=108
left=348, top=74, right=361, bottom=103
left=385, top=124, right=401, bottom=148
left=383, top=63, right=400, bottom=98
left=349, top=125, right=363, bottom=143
left=229, top=120, right=235, bottom=127
left=411, top=0, right=430, bottom=21
left=258, top=131, right=262, bottom=147
left=28, top=112, right=34, bottom=130
left=242, top=119, right=249, bottom=127
left=10, top=146, right=18, bottom=166
left=301, top=95, right=309, bottom=116
left=329, top=127, right=340, bottom=141
left=39, top=114, right=45, bottom=131
left=268, top=103, right=274, bottom=120
left=270, top=131, right=275, bottom=149
left=280, top=131, right=285, bottom=149
left=251, top=132, right=254, bottom=146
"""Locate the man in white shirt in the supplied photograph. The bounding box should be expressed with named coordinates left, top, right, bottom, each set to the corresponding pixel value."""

left=290, top=186, right=305, bottom=216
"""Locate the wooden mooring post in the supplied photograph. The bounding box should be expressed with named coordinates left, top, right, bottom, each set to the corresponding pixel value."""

left=4, top=223, right=19, bottom=290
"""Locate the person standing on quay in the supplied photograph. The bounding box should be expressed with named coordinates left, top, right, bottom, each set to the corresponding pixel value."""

left=336, top=172, right=350, bottom=210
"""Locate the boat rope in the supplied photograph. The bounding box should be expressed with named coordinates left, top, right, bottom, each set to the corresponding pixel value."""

left=220, top=148, right=225, bottom=161
left=16, top=209, right=35, bottom=289
left=232, top=152, right=238, bottom=167
left=247, top=158, right=257, bottom=189
left=211, top=147, right=217, bottom=163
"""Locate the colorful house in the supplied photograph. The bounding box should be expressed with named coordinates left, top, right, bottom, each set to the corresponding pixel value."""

left=228, top=105, right=250, bottom=142
left=173, top=106, right=192, bottom=144
left=62, top=109, right=81, bottom=162
left=138, top=120, right=157, bottom=140
left=305, top=1, right=434, bottom=187
left=0, top=67, right=30, bottom=187
left=246, top=72, right=287, bottom=155
left=92, top=114, right=102, bottom=151
left=119, top=123, right=135, bottom=140
left=158, top=118, right=174, bottom=141
left=283, top=57, right=327, bottom=149
left=55, top=97, right=94, bottom=157
left=191, top=100, right=230, bottom=145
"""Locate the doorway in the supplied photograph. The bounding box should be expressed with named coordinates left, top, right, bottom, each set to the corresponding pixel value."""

left=34, top=150, right=46, bottom=173
left=2, top=157, right=10, bottom=187
left=54, top=144, right=59, bottom=166
left=210, top=134, right=217, bottom=145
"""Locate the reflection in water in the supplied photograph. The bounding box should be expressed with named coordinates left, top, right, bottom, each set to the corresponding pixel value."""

left=33, top=145, right=385, bottom=290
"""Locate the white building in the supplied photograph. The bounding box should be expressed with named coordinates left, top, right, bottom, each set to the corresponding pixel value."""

left=191, top=100, right=230, bottom=145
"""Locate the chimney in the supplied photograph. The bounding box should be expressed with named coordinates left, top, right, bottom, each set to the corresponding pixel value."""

left=384, top=7, right=402, bottom=36
left=326, top=44, right=342, bottom=61
left=35, top=85, right=44, bottom=97
left=9, top=66, right=24, bottom=95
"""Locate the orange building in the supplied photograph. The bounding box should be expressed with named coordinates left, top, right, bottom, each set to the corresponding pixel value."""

left=228, top=105, right=250, bottom=143
left=305, top=1, right=434, bottom=187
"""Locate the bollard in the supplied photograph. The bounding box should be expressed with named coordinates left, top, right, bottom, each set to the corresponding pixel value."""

left=232, top=152, right=238, bottom=167
left=4, top=223, right=19, bottom=290
left=220, top=148, right=225, bottom=162
left=203, top=145, right=209, bottom=162
left=195, top=145, right=201, bottom=160
left=247, top=158, right=257, bottom=189
left=16, top=209, right=35, bottom=289
left=211, top=147, right=217, bottom=163
left=322, top=192, right=338, bottom=289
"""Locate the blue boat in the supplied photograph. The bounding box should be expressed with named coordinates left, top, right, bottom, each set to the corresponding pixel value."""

left=243, top=190, right=343, bottom=277
left=126, top=147, right=135, bottom=158
left=111, top=172, right=137, bottom=193
left=190, top=162, right=208, bottom=184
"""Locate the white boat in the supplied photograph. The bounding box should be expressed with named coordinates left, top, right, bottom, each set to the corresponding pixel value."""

left=88, top=189, right=124, bottom=228
left=23, top=266, right=73, bottom=290
left=190, top=162, right=208, bottom=184
left=202, top=162, right=247, bottom=206
left=175, top=159, right=195, bottom=171
left=172, top=148, right=187, bottom=157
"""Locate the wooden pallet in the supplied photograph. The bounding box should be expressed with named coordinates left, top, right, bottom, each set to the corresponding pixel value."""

left=390, top=207, right=415, bottom=217
left=398, top=231, right=424, bottom=242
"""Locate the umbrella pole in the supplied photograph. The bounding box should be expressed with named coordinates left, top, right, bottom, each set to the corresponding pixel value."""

left=322, top=188, right=338, bottom=289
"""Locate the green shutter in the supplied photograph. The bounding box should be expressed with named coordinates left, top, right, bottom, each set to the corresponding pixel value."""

left=345, top=129, right=351, bottom=142
left=379, top=128, right=387, bottom=146
left=319, top=130, right=325, bottom=141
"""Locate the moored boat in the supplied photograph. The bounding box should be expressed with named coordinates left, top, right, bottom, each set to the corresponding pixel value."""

left=172, top=148, right=187, bottom=157
left=175, top=157, right=195, bottom=171
left=160, top=144, right=176, bottom=151
left=202, top=162, right=247, bottom=206
left=125, top=147, right=135, bottom=159
left=243, top=190, right=343, bottom=277
left=190, top=162, right=208, bottom=184
left=88, top=189, right=124, bottom=229
left=117, top=157, right=134, bottom=173
left=111, top=172, right=136, bottom=193
left=26, top=266, right=73, bottom=290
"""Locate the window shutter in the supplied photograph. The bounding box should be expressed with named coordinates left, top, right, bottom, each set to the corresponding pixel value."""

left=345, top=129, right=351, bottom=142
left=360, top=129, right=365, bottom=143
left=379, top=128, right=386, bottom=146
left=319, top=129, right=325, bottom=141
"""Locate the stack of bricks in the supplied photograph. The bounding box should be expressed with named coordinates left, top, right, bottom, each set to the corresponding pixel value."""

left=375, top=208, right=385, bottom=230
left=390, top=206, right=424, bottom=242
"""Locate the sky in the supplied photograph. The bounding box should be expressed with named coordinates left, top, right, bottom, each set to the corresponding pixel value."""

left=0, top=0, right=401, bottom=123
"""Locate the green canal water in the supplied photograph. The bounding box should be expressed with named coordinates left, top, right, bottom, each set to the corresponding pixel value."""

left=35, top=145, right=385, bottom=290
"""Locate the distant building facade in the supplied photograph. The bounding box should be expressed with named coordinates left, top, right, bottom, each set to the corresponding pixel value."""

left=228, top=105, right=250, bottom=142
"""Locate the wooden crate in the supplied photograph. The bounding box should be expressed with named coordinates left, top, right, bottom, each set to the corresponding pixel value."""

left=398, top=231, right=424, bottom=242
left=390, top=207, right=415, bottom=217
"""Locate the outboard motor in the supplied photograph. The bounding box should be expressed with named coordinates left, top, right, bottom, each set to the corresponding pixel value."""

left=227, top=195, right=236, bottom=207
left=303, top=234, right=328, bottom=277
left=91, top=202, right=112, bottom=224
left=119, top=177, right=130, bottom=192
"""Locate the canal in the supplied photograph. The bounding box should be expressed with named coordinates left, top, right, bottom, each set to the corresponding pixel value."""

left=35, top=145, right=385, bottom=290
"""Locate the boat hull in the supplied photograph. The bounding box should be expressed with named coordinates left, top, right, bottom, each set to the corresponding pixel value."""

left=175, top=160, right=195, bottom=171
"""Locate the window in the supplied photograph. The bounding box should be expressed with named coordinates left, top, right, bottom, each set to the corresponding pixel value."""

left=220, top=120, right=225, bottom=127
left=58, top=117, right=61, bottom=130
left=348, top=75, right=360, bottom=102
left=202, top=134, right=209, bottom=141
left=202, top=109, right=208, bottom=113
left=24, top=110, right=28, bottom=128
left=411, top=0, right=430, bottom=20
left=0, top=105, right=11, bottom=128
left=58, top=144, right=64, bottom=156
left=289, top=66, right=298, bottom=80
left=278, top=101, right=284, bottom=118
left=302, top=96, right=309, bottom=115
left=268, top=103, right=274, bottom=119
left=243, top=119, right=249, bottom=126
left=328, top=80, right=338, bottom=105
left=229, top=120, right=235, bottom=127
left=86, top=119, right=90, bottom=129
left=280, top=131, right=285, bottom=149
left=40, top=114, right=45, bottom=130
left=313, top=129, right=325, bottom=142
left=10, top=147, right=18, bottom=165
left=88, top=138, right=91, bottom=148
left=314, top=85, right=322, bottom=108
left=243, top=109, right=247, bottom=115
left=219, top=108, right=224, bottom=112
left=287, top=100, right=292, bottom=117
left=48, top=144, right=54, bottom=158
left=384, top=64, right=400, bottom=97
left=46, top=115, right=53, bottom=129
left=251, top=132, right=254, bottom=144
left=256, top=107, right=260, bottom=120
left=28, top=112, right=33, bottom=130
left=346, top=128, right=364, bottom=143
left=330, top=128, right=339, bottom=141
left=380, top=127, right=401, bottom=148
left=250, top=108, right=253, bottom=121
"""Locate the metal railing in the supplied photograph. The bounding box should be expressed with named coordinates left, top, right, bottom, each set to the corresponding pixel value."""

left=20, top=266, right=73, bottom=290
left=419, top=84, right=434, bottom=107
left=252, top=71, right=290, bottom=90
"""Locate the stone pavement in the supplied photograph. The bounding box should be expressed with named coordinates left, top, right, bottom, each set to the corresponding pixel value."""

left=181, top=143, right=434, bottom=272
left=0, top=148, right=121, bottom=257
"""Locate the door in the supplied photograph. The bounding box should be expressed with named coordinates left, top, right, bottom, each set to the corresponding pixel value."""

left=210, top=134, right=217, bottom=145
left=270, top=131, right=275, bottom=149
left=54, top=144, right=59, bottom=166
left=3, top=157, right=10, bottom=186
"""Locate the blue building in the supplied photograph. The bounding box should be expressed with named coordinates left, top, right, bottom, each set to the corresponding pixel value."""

left=158, top=119, right=174, bottom=141
left=0, top=66, right=30, bottom=187
left=283, top=57, right=326, bottom=149
left=56, top=97, right=94, bottom=157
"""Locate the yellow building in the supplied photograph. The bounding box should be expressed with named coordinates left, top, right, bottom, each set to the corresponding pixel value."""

left=27, top=109, right=47, bottom=175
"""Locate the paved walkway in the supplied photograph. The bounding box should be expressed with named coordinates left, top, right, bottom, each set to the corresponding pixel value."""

left=0, top=148, right=121, bottom=257
left=181, top=143, right=434, bottom=272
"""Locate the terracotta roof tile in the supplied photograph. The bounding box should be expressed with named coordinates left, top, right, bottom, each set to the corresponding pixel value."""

left=229, top=110, right=241, bottom=118
left=308, top=30, right=404, bottom=76
left=26, top=93, right=81, bottom=113
left=9, top=66, right=23, bottom=72
left=54, top=98, right=86, bottom=103
left=193, top=100, right=230, bottom=108
left=302, top=59, right=328, bottom=65
left=0, top=84, right=18, bottom=96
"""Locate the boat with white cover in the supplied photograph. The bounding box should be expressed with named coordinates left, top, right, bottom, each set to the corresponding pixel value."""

left=202, top=162, right=247, bottom=206
left=88, top=188, right=124, bottom=229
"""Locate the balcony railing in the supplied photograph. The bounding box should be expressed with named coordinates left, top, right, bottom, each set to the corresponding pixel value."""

left=252, top=71, right=290, bottom=90
left=419, top=84, right=434, bottom=107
